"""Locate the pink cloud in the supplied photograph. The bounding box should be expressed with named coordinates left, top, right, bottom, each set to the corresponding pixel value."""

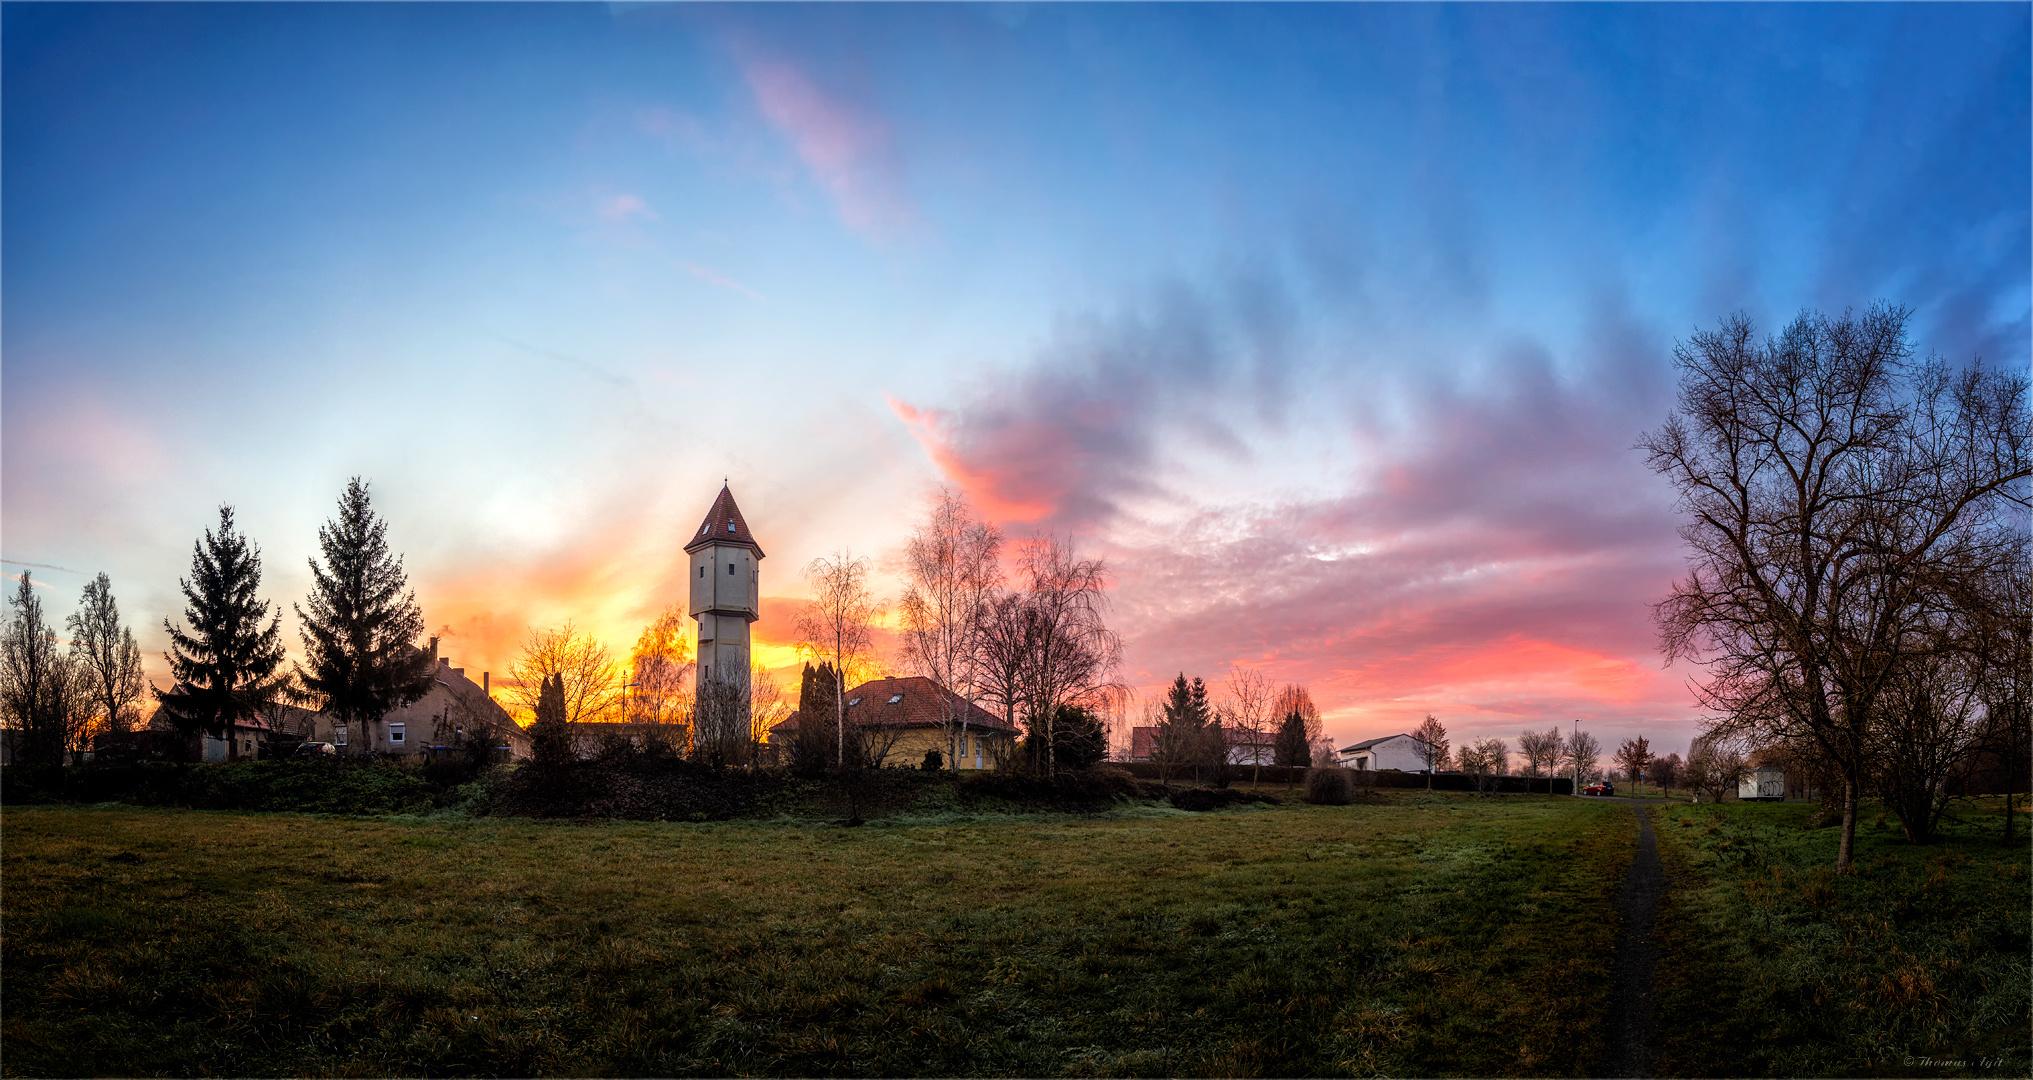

left=739, top=56, right=912, bottom=240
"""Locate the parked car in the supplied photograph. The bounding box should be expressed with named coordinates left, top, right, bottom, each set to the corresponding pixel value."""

left=1584, top=780, right=1616, bottom=796
left=295, top=742, right=337, bottom=758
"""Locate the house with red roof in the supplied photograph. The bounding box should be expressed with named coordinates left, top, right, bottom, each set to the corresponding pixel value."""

left=770, top=675, right=1018, bottom=769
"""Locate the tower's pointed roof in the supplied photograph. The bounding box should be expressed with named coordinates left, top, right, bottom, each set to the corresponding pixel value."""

left=684, top=484, right=765, bottom=557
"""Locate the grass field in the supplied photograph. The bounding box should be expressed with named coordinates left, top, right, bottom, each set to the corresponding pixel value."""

left=6, top=791, right=2024, bottom=1078
left=4, top=793, right=1631, bottom=1077
left=1649, top=796, right=2030, bottom=1078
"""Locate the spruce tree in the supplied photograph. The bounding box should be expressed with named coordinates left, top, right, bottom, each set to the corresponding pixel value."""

left=295, top=478, right=433, bottom=749
left=1272, top=709, right=1311, bottom=767
left=156, top=507, right=288, bottom=759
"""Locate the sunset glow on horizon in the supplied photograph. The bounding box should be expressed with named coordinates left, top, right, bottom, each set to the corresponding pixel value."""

left=5, top=4, right=2026, bottom=755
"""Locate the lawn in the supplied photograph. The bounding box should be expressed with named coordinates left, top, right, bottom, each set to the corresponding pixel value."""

left=1648, top=796, right=2030, bottom=1078
left=4, top=792, right=1631, bottom=1078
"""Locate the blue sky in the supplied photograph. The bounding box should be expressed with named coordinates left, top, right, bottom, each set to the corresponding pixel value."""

left=5, top=3, right=2027, bottom=753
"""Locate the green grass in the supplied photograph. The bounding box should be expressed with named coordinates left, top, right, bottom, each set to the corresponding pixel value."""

left=3, top=792, right=1630, bottom=1077
left=1649, top=796, right=2031, bottom=1078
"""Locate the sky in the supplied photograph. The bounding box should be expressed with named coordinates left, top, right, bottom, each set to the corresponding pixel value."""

left=5, top=3, right=2028, bottom=760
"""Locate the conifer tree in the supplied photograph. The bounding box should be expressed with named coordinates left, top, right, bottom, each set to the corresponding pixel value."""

left=294, top=479, right=433, bottom=749
left=156, top=507, right=288, bottom=759
left=529, top=672, right=572, bottom=770
left=1273, top=684, right=1321, bottom=768
left=1155, top=673, right=1215, bottom=777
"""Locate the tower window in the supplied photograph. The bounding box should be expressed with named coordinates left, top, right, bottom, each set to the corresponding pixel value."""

left=698, top=566, right=705, bottom=578
left=727, top=523, right=736, bottom=533
left=727, top=563, right=735, bottom=575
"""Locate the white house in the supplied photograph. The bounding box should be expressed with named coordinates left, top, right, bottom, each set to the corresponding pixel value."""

left=1338, top=733, right=1437, bottom=772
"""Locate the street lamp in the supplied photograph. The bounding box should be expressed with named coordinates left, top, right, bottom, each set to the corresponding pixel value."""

left=1572, top=718, right=1585, bottom=795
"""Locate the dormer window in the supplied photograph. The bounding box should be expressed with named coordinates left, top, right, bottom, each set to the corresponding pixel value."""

left=887, top=694, right=904, bottom=705
left=848, top=697, right=862, bottom=707
left=727, top=523, right=736, bottom=533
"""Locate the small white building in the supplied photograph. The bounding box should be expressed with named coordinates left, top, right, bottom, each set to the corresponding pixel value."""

left=1338, top=733, right=1437, bottom=772
left=1738, top=765, right=1786, bottom=801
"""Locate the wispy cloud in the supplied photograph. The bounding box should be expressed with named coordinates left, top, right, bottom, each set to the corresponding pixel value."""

left=680, top=261, right=764, bottom=301
left=738, top=54, right=913, bottom=241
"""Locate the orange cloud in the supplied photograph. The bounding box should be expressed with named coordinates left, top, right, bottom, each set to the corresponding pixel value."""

left=888, top=397, right=1058, bottom=523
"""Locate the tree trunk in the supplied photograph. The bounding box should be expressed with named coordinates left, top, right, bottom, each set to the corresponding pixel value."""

left=2005, top=792, right=2016, bottom=845
left=1836, top=776, right=1859, bottom=873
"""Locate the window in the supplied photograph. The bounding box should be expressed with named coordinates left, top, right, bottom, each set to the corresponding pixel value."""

left=728, top=563, right=735, bottom=575
left=334, top=726, right=348, bottom=746
left=887, top=694, right=904, bottom=705
left=847, top=697, right=862, bottom=707
left=389, top=723, right=405, bottom=745
left=727, top=522, right=736, bottom=533
left=698, top=566, right=705, bottom=578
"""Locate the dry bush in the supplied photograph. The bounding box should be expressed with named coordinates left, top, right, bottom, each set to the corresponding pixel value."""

left=1305, top=766, right=1355, bottom=805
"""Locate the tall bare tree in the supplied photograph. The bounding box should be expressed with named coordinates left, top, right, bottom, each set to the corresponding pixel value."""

left=2, top=573, right=90, bottom=765
left=974, top=590, right=1038, bottom=733
left=628, top=604, right=694, bottom=729
left=66, top=573, right=147, bottom=740
left=1222, top=666, right=1276, bottom=788
left=1013, top=536, right=1121, bottom=777
left=748, top=661, right=793, bottom=760
left=796, top=550, right=884, bottom=768
left=508, top=621, right=622, bottom=726
left=1272, top=684, right=1320, bottom=769
left=1641, top=304, right=2029, bottom=871
left=1411, top=714, right=1450, bottom=789
left=1565, top=729, right=1603, bottom=788
left=897, top=488, right=1003, bottom=771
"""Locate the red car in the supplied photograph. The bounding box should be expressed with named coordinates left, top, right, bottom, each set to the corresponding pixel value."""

left=1584, top=781, right=1616, bottom=796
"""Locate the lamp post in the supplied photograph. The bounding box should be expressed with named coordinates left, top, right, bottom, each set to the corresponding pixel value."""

left=1572, top=718, right=1584, bottom=795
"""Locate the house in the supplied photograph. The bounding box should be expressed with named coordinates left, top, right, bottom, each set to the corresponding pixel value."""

left=1338, top=733, right=1437, bottom=772
left=311, top=654, right=531, bottom=760
left=1126, top=724, right=1276, bottom=764
left=769, top=675, right=1017, bottom=769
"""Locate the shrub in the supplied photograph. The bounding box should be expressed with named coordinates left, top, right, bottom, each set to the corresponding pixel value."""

left=1169, top=786, right=1281, bottom=812
left=1304, top=766, right=1355, bottom=805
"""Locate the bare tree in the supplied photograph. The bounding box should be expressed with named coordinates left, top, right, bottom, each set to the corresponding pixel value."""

left=1412, top=714, right=1450, bottom=789
left=973, top=590, right=1037, bottom=735
left=1222, top=666, right=1276, bottom=788
left=1516, top=727, right=1566, bottom=782
left=1012, top=536, right=1121, bottom=777
left=629, top=605, right=694, bottom=730
left=2, top=573, right=91, bottom=765
left=65, top=573, right=147, bottom=741
left=1652, top=752, right=1682, bottom=796
left=692, top=668, right=749, bottom=766
left=1272, top=684, right=1321, bottom=771
left=1459, top=737, right=1510, bottom=792
left=1683, top=736, right=1745, bottom=803
left=508, top=622, right=622, bottom=726
left=1970, top=540, right=2031, bottom=843
left=1615, top=736, right=1653, bottom=789
left=1641, top=305, right=2030, bottom=871
left=749, top=661, right=793, bottom=760
left=1565, top=730, right=1603, bottom=791
left=796, top=550, right=884, bottom=768
left=897, top=488, right=1003, bottom=772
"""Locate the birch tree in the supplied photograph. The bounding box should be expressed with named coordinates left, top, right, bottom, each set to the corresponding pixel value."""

left=897, top=489, right=1002, bottom=771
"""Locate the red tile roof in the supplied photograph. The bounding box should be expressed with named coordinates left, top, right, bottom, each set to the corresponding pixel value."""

left=774, top=675, right=1015, bottom=735
left=683, top=484, right=765, bottom=558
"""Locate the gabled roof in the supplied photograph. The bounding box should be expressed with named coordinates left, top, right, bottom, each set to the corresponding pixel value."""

left=1340, top=733, right=1431, bottom=753
left=774, top=675, right=1016, bottom=734
left=683, top=484, right=766, bottom=558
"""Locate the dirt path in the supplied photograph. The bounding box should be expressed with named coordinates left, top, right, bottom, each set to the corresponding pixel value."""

left=1601, top=798, right=1664, bottom=1079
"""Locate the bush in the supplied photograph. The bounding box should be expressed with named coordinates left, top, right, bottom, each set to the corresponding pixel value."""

left=1304, top=767, right=1355, bottom=805
left=958, top=764, right=1154, bottom=811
